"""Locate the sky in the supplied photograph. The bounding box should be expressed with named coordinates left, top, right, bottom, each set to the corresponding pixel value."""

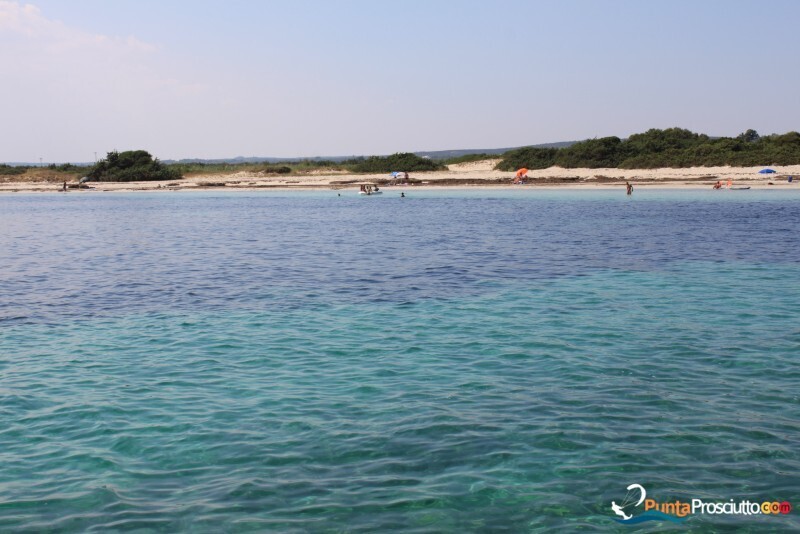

left=2, top=0, right=799, bottom=162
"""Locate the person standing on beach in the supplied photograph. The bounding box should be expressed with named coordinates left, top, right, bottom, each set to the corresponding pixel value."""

left=626, top=181, right=633, bottom=195
left=62, top=181, right=67, bottom=192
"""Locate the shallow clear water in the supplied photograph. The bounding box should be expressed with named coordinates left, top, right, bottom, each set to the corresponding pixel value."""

left=1, top=189, right=799, bottom=532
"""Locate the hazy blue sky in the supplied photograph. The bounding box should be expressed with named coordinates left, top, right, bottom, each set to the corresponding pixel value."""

left=2, top=0, right=798, bottom=162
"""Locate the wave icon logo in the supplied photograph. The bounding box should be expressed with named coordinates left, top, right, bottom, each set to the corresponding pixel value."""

left=612, top=484, right=685, bottom=525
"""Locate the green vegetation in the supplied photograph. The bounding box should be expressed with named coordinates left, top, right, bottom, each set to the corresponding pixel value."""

left=0, top=164, right=87, bottom=183
left=0, top=164, right=27, bottom=176
left=87, top=150, right=181, bottom=182
left=496, top=128, right=800, bottom=170
left=287, top=159, right=340, bottom=171
left=496, top=147, right=559, bottom=171
left=163, top=154, right=443, bottom=177
left=7, top=128, right=797, bottom=184
left=343, top=152, right=444, bottom=173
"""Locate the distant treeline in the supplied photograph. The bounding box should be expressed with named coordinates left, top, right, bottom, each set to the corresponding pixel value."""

left=496, top=128, right=800, bottom=170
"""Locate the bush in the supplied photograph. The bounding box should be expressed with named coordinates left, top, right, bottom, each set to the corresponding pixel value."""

left=86, top=150, right=182, bottom=182
left=555, top=136, right=624, bottom=168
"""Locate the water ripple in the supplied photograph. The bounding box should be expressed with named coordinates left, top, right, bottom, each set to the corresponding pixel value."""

left=1, top=192, right=799, bottom=531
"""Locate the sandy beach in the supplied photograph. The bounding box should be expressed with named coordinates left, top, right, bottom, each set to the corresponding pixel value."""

left=2, top=160, right=798, bottom=193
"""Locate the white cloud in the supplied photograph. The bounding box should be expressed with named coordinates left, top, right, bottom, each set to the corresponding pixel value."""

left=0, top=1, right=212, bottom=161
left=0, top=1, right=155, bottom=51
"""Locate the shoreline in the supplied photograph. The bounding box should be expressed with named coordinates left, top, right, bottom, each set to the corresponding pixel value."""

left=2, top=183, right=798, bottom=195
left=1, top=160, right=797, bottom=193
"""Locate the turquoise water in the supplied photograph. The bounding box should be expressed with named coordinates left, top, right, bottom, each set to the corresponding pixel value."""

left=1, top=190, right=799, bottom=531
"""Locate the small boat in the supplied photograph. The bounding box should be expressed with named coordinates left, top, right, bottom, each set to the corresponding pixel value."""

left=358, top=184, right=382, bottom=195
left=730, top=186, right=751, bottom=190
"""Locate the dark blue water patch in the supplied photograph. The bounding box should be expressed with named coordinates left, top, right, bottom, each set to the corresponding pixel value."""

left=1, top=192, right=799, bottom=326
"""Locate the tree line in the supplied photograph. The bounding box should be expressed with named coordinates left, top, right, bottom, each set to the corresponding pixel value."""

left=12, top=128, right=799, bottom=183
left=79, top=150, right=441, bottom=181
left=496, top=128, right=800, bottom=170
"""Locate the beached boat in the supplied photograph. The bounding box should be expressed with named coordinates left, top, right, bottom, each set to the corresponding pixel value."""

left=730, top=186, right=751, bottom=190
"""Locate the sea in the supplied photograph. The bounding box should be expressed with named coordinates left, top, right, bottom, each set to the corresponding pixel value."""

left=1, top=188, right=798, bottom=532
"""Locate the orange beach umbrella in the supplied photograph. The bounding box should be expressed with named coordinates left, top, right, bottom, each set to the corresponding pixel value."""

left=515, top=168, right=528, bottom=178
